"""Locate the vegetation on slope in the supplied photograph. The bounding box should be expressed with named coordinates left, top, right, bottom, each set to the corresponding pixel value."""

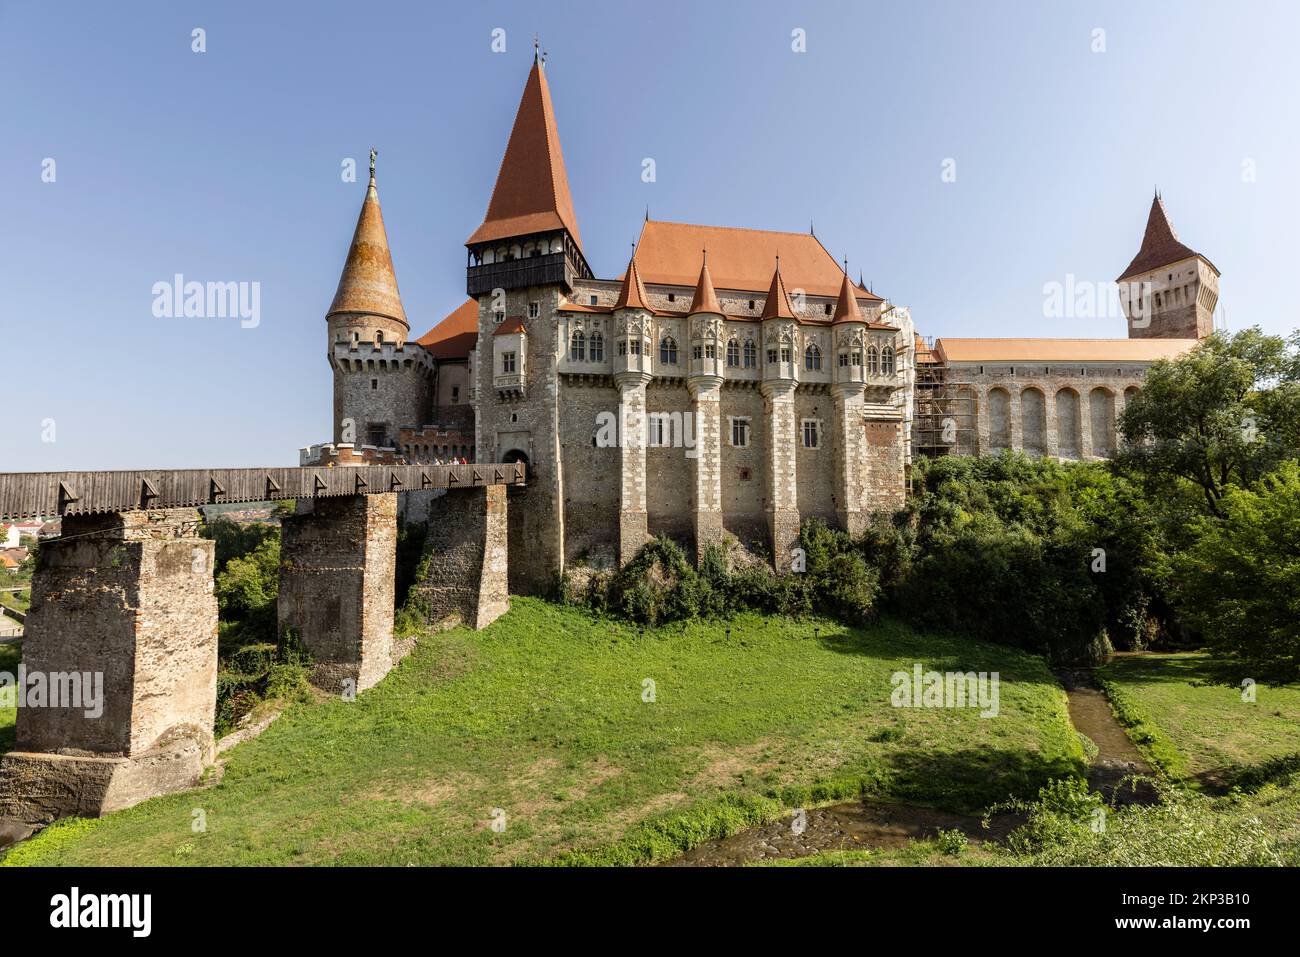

left=2, top=599, right=1080, bottom=867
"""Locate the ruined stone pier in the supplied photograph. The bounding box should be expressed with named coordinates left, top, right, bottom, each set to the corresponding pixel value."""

left=0, top=463, right=520, bottom=839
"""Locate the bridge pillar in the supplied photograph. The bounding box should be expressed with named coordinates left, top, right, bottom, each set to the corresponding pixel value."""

left=409, top=485, right=509, bottom=629
left=277, top=493, right=397, bottom=695
left=0, top=508, right=217, bottom=836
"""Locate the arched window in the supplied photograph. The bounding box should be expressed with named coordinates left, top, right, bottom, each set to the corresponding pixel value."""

left=726, top=339, right=740, bottom=367
left=804, top=343, right=822, bottom=371
left=570, top=329, right=586, bottom=361
left=743, top=340, right=757, bottom=368
left=881, top=345, right=895, bottom=375
left=589, top=332, right=605, bottom=361
left=659, top=336, right=678, bottom=365
left=866, top=345, right=879, bottom=374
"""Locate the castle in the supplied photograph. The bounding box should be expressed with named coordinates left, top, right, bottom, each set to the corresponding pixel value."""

left=308, top=56, right=1216, bottom=592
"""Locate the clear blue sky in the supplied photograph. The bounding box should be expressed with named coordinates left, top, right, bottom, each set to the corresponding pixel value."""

left=4, top=0, right=1296, bottom=470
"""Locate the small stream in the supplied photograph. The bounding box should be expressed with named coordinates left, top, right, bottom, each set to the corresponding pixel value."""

left=668, top=668, right=1154, bottom=866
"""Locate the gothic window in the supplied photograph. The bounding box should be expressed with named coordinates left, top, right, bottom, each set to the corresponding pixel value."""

left=726, top=338, right=740, bottom=367
left=589, top=332, right=605, bottom=361
left=881, top=344, right=895, bottom=375
left=731, top=418, right=750, bottom=448
left=618, top=339, right=627, bottom=356
left=802, top=419, right=820, bottom=449
left=780, top=345, right=792, bottom=363
left=571, top=330, right=587, bottom=361
left=867, top=345, right=879, bottom=374
left=743, top=340, right=757, bottom=368
left=501, top=352, right=516, bottom=374
left=693, top=344, right=703, bottom=360
left=660, top=336, right=678, bottom=364
left=767, top=347, right=779, bottom=364
left=804, top=343, right=822, bottom=371
left=705, top=343, right=716, bottom=359
left=838, top=351, right=850, bottom=368
left=630, top=339, right=642, bottom=356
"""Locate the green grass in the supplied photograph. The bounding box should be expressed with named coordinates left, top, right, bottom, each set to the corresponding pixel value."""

left=3, top=599, right=1081, bottom=867
left=1098, top=653, right=1300, bottom=786
left=0, top=589, right=30, bottom=615
left=0, top=639, right=19, bottom=756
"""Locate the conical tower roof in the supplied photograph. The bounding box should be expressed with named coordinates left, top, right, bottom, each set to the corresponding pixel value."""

left=614, top=254, right=650, bottom=310
left=467, top=58, right=582, bottom=249
left=760, top=258, right=797, bottom=320
left=831, top=268, right=863, bottom=324
left=689, top=254, right=722, bottom=315
left=1117, top=194, right=1202, bottom=281
left=327, top=163, right=408, bottom=326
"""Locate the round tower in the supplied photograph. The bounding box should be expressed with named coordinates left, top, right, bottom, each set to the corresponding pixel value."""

left=326, top=151, right=432, bottom=453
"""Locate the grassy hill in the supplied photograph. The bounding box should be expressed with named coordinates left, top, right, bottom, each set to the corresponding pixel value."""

left=3, top=598, right=1081, bottom=866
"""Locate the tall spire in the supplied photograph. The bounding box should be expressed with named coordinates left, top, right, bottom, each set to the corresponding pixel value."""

left=689, top=252, right=722, bottom=315
left=614, top=254, right=650, bottom=311
left=327, top=159, right=407, bottom=327
left=466, top=58, right=582, bottom=249
left=1117, top=193, right=1199, bottom=281
left=760, top=257, right=796, bottom=320
left=831, top=266, right=862, bottom=324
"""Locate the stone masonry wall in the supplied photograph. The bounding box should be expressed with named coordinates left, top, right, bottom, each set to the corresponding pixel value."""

left=409, top=485, right=509, bottom=629
left=278, top=493, right=396, bottom=693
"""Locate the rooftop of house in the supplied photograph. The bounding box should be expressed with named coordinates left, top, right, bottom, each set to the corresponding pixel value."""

left=935, top=337, right=1200, bottom=364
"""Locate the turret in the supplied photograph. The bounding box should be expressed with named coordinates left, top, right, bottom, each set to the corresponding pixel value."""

left=1117, top=191, right=1219, bottom=340
left=831, top=267, right=868, bottom=388
left=327, top=151, right=432, bottom=451
left=760, top=258, right=799, bottom=383
left=687, top=254, right=724, bottom=381
left=613, top=254, right=652, bottom=381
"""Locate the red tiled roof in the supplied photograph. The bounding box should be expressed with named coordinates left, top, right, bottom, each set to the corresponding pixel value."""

left=760, top=261, right=797, bottom=320
left=831, top=270, right=863, bottom=324
left=626, top=220, right=883, bottom=301
left=1117, top=195, right=1215, bottom=281
left=613, top=255, right=649, bottom=310
left=493, top=315, right=527, bottom=336
left=688, top=257, right=722, bottom=315
left=935, top=337, right=1200, bottom=363
left=466, top=60, right=582, bottom=249
left=415, top=298, right=477, bottom=359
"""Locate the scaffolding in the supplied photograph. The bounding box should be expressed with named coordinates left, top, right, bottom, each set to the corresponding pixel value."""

left=912, top=339, right=977, bottom=457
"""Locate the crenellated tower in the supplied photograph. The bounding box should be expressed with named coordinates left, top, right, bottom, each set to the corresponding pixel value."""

left=327, top=151, right=433, bottom=452
left=1117, top=192, right=1219, bottom=340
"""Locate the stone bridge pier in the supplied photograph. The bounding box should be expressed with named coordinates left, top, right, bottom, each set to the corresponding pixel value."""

left=0, top=465, right=518, bottom=841
left=0, top=508, right=217, bottom=837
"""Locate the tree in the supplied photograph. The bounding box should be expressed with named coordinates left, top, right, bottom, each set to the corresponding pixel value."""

left=1171, top=462, right=1300, bottom=680
left=1115, top=329, right=1300, bottom=516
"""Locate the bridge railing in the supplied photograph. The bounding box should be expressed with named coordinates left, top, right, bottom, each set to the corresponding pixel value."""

left=0, top=463, right=526, bottom=522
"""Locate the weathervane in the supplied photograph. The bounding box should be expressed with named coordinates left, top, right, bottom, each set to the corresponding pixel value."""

left=369, top=147, right=377, bottom=182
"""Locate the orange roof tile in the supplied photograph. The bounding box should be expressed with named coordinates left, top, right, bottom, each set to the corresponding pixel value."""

left=760, top=260, right=797, bottom=320
left=689, top=256, right=722, bottom=315
left=467, top=60, right=582, bottom=249
left=1117, top=195, right=1215, bottom=281
left=627, top=220, right=883, bottom=301
left=493, top=315, right=527, bottom=336
left=327, top=175, right=408, bottom=325
left=831, top=270, right=863, bottom=324
left=613, top=255, right=649, bottom=310
left=415, top=298, right=478, bottom=359
left=935, top=337, right=1200, bottom=363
